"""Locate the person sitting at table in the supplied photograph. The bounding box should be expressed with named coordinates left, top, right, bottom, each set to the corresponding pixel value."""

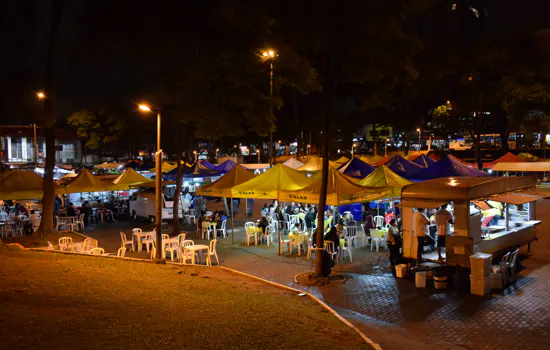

left=261, top=204, right=269, bottom=217
left=258, top=214, right=269, bottom=235
left=67, top=203, right=76, bottom=217
left=13, top=210, right=22, bottom=223
left=324, top=224, right=341, bottom=266
left=285, top=202, right=296, bottom=215
left=15, top=203, right=28, bottom=217
left=0, top=207, right=8, bottom=221
left=29, top=210, right=41, bottom=228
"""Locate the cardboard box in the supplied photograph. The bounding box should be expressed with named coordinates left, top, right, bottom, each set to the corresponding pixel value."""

left=470, top=273, right=492, bottom=296
left=416, top=271, right=427, bottom=288
left=470, top=253, right=492, bottom=277
left=395, top=264, right=407, bottom=278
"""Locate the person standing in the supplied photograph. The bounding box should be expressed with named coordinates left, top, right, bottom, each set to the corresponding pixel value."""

left=413, top=208, right=430, bottom=265
left=435, top=205, right=454, bottom=261
left=387, top=219, right=401, bottom=274
left=196, top=196, right=206, bottom=217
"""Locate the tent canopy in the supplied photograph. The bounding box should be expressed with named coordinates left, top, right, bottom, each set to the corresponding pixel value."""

left=338, top=157, right=375, bottom=178
left=214, top=159, right=237, bottom=172
left=231, top=164, right=312, bottom=199
left=360, top=155, right=383, bottom=165
left=96, top=162, right=126, bottom=170
left=334, top=156, right=350, bottom=165
left=492, top=162, right=550, bottom=172
left=483, top=152, right=522, bottom=169
left=150, top=161, right=179, bottom=173
left=112, top=168, right=153, bottom=190
left=281, top=167, right=391, bottom=206
left=412, top=154, right=436, bottom=168
left=518, top=152, right=539, bottom=162
left=372, top=155, right=391, bottom=166
left=58, top=169, right=101, bottom=194
left=384, top=155, right=424, bottom=178
left=0, top=170, right=44, bottom=200
left=297, top=157, right=338, bottom=171
left=196, top=165, right=255, bottom=197
left=282, top=157, right=305, bottom=169
left=410, top=155, right=488, bottom=181
left=354, top=166, right=412, bottom=199
left=199, top=159, right=218, bottom=170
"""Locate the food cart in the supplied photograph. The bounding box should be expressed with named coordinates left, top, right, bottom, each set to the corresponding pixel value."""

left=399, top=176, right=547, bottom=267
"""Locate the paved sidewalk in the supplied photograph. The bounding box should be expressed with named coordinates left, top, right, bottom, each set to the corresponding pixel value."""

left=80, top=198, right=550, bottom=350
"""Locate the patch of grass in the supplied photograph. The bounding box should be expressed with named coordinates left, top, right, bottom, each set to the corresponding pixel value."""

left=0, top=250, right=370, bottom=349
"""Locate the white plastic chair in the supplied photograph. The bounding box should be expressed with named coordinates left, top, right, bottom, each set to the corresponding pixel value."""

left=217, top=220, right=227, bottom=238
left=89, top=247, right=105, bottom=255
left=73, top=237, right=93, bottom=253
left=324, top=241, right=338, bottom=261
left=206, top=239, right=219, bottom=266
left=142, top=232, right=156, bottom=253
left=47, top=241, right=55, bottom=251
left=120, top=232, right=134, bottom=251
left=165, top=233, right=186, bottom=261
left=374, top=216, right=385, bottom=228
left=117, top=247, right=126, bottom=257
left=339, top=237, right=353, bottom=263
left=262, top=224, right=274, bottom=246
left=360, top=224, right=370, bottom=248
left=75, top=214, right=85, bottom=231
left=55, top=216, right=66, bottom=231
left=185, top=209, right=196, bottom=225
left=179, top=240, right=195, bottom=264
left=244, top=222, right=257, bottom=246
left=201, top=222, right=213, bottom=240
left=58, top=236, right=73, bottom=251
left=307, top=236, right=316, bottom=260
left=345, top=223, right=358, bottom=247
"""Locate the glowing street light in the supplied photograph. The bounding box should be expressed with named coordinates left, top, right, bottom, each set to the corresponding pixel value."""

left=417, top=129, right=422, bottom=151
left=385, top=138, right=390, bottom=157
left=36, top=91, right=46, bottom=100
left=138, top=102, right=163, bottom=262
left=260, top=48, right=277, bottom=166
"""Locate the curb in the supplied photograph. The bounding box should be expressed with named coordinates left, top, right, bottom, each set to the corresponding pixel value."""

left=219, top=266, right=382, bottom=350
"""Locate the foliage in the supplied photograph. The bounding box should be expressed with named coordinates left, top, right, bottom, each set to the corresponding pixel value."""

left=67, top=108, right=124, bottom=152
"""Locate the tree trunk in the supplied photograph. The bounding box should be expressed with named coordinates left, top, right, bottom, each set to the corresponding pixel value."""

left=402, top=133, right=408, bottom=156
left=37, top=126, right=56, bottom=236
left=172, top=150, right=183, bottom=235
left=36, top=0, right=63, bottom=237
left=372, top=123, right=377, bottom=155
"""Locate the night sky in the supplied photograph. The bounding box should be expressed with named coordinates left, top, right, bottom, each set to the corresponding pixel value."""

left=2, top=0, right=550, bottom=131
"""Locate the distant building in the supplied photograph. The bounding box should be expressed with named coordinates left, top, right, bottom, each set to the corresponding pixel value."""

left=0, top=125, right=81, bottom=166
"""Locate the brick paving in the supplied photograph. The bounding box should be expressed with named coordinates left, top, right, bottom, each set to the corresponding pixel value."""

left=74, top=198, right=550, bottom=349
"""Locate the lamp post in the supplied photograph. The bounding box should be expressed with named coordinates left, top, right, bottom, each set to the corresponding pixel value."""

left=261, top=49, right=276, bottom=166
left=352, top=144, right=356, bottom=157
left=216, top=148, right=219, bottom=163
left=385, top=138, right=389, bottom=157
left=139, top=104, right=163, bottom=262
left=35, top=92, right=45, bottom=165
left=307, top=144, right=311, bottom=159
left=416, top=128, right=421, bottom=151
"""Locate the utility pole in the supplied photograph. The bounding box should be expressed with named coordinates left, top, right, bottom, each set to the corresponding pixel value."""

left=33, top=124, right=38, bottom=165
left=261, top=49, right=276, bottom=167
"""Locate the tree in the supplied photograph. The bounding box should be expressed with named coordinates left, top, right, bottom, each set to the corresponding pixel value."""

left=271, top=0, right=429, bottom=277
left=36, top=0, right=64, bottom=236
left=67, top=107, right=125, bottom=160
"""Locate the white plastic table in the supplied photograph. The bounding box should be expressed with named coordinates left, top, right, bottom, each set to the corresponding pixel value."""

left=184, top=244, right=209, bottom=265
left=133, top=231, right=154, bottom=252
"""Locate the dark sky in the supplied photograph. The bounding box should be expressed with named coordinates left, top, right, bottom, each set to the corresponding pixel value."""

left=2, top=0, right=550, bottom=127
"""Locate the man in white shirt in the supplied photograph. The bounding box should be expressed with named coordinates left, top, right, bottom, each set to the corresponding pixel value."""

left=435, top=205, right=454, bottom=261
left=413, top=208, right=430, bottom=264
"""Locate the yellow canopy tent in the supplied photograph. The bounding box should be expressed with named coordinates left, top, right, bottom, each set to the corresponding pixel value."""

left=334, top=156, right=349, bottom=165
left=354, top=165, right=412, bottom=199
left=196, top=165, right=255, bottom=197
left=231, top=163, right=312, bottom=199
left=150, top=161, right=177, bottom=173
left=360, top=155, right=383, bottom=165
left=0, top=170, right=44, bottom=200
left=297, top=157, right=338, bottom=171
left=110, top=168, right=153, bottom=190
left=96, top=162, right=126, bottom=170
left=281, top=167, right=392, bottom=206
left=57, top=169, right=101, bottom=194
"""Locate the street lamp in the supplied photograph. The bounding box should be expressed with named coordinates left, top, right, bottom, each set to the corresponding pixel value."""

left=352, top=144, right=356, bottom=157
left=385, top=138, right=390, bottom=157
left=37, top=91, right=46, bottom=100
left=416, top=128, right=421, bottom=151
left=138, top=103, right=163, bottom=262
left=216, top=148, right=219, bottom=163
left=261, top=48, right=277, bottom=166
left=307, top=144, right=311, bottom=158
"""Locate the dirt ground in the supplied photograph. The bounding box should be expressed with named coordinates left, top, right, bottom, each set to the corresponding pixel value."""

left=0, top=249, right=370, bottom=350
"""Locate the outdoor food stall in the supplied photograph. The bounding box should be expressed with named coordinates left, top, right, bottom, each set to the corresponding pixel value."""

left=399, top=176, right=547, bottom=267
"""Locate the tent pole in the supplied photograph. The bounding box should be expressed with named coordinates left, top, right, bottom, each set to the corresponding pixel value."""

left=231, top=196, right=234, bottom=245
